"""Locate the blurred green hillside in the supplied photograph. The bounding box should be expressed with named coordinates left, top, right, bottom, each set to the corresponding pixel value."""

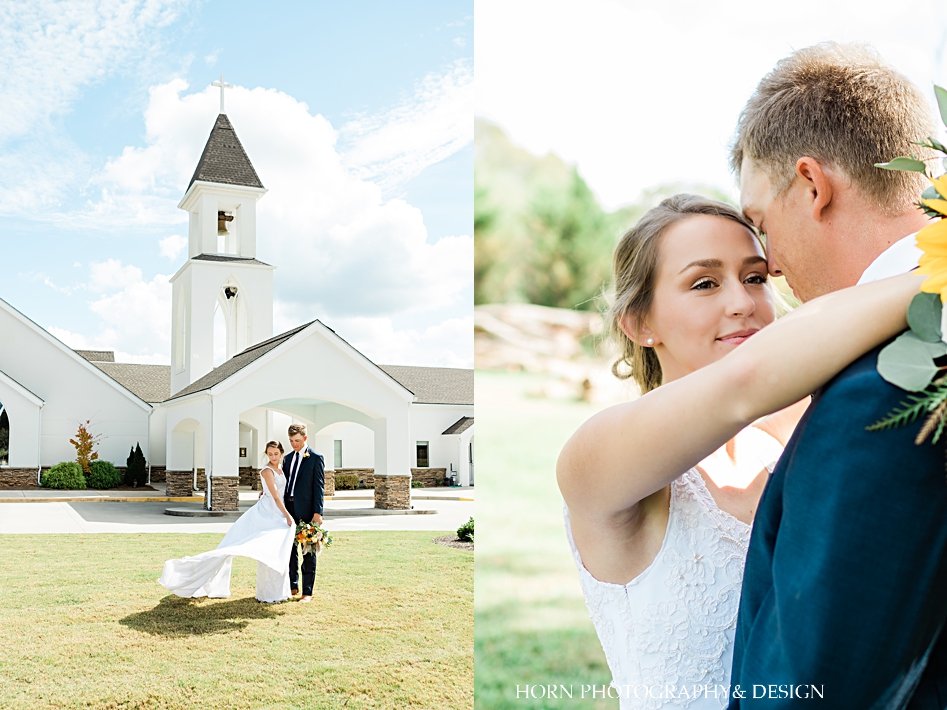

left=474, top=118, right=736, bottom=310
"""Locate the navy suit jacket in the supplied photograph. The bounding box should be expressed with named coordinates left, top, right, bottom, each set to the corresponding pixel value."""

left=730, top=340, right=947, bottom=709
left=283, top=446, right=325, bottom=521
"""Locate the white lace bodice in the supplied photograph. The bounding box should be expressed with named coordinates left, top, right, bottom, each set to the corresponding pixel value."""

left=260, top=465, right=286, bottom=500
left=565, top=439, right=779, bottom=709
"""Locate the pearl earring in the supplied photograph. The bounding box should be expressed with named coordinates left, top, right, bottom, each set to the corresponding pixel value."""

left=646, top=338, right=654, bottom=346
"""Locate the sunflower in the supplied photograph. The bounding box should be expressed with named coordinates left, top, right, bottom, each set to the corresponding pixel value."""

left=916, top=177, right=947, bottom=301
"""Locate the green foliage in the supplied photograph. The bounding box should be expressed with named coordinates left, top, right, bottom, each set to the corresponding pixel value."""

left=86, top=460, right=122, bottom=489
left=124, top=443, right=147, bottom=487
left=475, top=118, right=737, bottom=310
left=334, top=473, right=360, bottom=490
left=875, top=156, right=927, bottom=172
left=411, top=480, right=424, bottom=488
left=935, top=85, right=947, bottom=127
left=41, top=462, right=86, bottom=490
left=907, top=292, right=943, bottom=342
left=867, top=376, right=947, bottom=433
left=457, top=517, right=474, bottom=542
left=876, top=331, right=947, bottom=392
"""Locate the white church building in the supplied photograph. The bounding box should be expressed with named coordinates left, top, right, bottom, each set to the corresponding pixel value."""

left=0, top=110, right=473, bottom=510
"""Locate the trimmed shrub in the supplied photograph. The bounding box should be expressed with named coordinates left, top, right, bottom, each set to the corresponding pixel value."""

left=87, top=460, right=121, bottom=489
left=125, top=443, right=147, bottom=487
left=457, top=517, right=474, bottom=543
left=335, top=473, right=359, bottom=490
left=411, top=480, right=424, bottom=488
left=41, top=462, right=86, bottom=490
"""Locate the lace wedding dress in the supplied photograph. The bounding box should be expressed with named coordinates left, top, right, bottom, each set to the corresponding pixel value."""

left=564, top=429, right=781, bottom=709
left=159, top=466, right=295, bottom=603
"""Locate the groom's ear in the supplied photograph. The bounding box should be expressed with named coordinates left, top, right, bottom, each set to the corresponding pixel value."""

left=795, top=157, right=833, bottom=222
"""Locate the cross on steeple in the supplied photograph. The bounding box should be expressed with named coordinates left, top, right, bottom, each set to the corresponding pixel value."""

left=211, top=74, right=233, bottom=114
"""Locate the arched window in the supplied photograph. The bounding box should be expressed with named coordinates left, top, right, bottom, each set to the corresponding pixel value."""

left=0, top=404, right=9, bottom=466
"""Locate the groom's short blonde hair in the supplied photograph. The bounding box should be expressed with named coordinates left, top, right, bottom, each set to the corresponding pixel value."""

left=731, top=42, right=935, bottom=214
left=288, top=424, right=307, bottom=438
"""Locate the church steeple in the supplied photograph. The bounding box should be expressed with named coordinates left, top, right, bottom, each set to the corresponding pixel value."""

left=170, top=98, right=274, bottom=396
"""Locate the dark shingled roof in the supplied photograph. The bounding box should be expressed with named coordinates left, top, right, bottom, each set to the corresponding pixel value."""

left=167, top=322, right=313, bottom=400
left=91, top=363, right=171, bottom=403
left=188, top=114, right=264, bottom=190
left=378, top=366, right=473, bottom=405
left=442, top=416, right=474, bottom=435
left=76, top=350, right=115, bottom=363
left=192, top=254, right=271, bottom=266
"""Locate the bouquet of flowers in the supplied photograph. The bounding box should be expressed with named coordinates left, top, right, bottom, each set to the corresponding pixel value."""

left=870, top=84, right=947, bottom=444
left=294, top=521, right=333, bottom=596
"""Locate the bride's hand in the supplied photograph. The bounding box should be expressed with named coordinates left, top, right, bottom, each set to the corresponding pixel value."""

left=285, top=514, right=294, bottom=527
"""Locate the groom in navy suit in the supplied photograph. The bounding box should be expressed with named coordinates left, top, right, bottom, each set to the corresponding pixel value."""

left=730, top=44, right=947, bottom=707
left=284, top=423, right=325, bottom=603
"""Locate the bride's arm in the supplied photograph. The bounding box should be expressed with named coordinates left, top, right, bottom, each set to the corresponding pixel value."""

left=558, top=272, right=924, bottom=517
left=260, top=468, right=294, bottom=526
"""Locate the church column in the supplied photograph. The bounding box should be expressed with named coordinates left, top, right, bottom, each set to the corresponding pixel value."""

left=371, top=407, right=412, bottom=510
left=207, top=399, right=240, bottom=511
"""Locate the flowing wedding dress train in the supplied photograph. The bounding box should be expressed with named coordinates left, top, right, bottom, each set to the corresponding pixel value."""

left=159, top=466, right=295, bottom=602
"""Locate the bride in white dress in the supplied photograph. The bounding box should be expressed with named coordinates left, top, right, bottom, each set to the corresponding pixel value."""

left=159, top=440, right=295, bottom=603
left=557, top=195, right=923, bottom=708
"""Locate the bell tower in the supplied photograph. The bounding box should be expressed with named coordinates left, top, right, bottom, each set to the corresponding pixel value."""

left=170, top=80, right=275, bottom=396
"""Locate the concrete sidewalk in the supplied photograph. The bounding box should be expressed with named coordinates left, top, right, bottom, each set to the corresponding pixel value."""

left=0, top=484, right=475, bottom=534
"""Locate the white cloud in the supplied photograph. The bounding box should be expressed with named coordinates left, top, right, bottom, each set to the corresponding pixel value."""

left=0, top=0, right=188, bottom=218
left=88, top=259, right=143, bottom=292
left=159, top=234, right=187, bottom=260
left=87, top=78, right=472, bottom=319
left=48, top=262, right=172, bottom=364
left=339, top=59, right=474, bottom=193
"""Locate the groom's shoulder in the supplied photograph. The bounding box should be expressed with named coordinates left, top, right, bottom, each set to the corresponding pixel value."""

left=815, top=333, right=905, bottom=411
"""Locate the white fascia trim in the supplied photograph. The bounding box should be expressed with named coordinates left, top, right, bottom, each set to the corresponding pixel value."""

left=0, top=369, right=45, bottom=406
left=0, top=297, right=152, bottom=412
left=177, top=180, right=268, bottom=211
left=208, top=321, right=417, bottom=403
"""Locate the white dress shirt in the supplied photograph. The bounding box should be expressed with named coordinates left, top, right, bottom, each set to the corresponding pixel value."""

left=856, top=233, right=920, bottom=284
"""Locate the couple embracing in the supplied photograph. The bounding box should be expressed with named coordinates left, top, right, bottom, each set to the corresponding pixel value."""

left=558, top=43, right=947, bottom=708
left=160, top=423, right=325, bottom=604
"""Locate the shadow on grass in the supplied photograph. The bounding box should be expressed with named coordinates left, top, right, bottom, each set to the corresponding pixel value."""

left=121, top=595, right=287, bottom=637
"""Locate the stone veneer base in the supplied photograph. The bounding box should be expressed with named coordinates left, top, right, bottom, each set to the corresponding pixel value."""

left=0, top=468, right=39, bottom=487
left=374, top=474, right=411, bottom=510
left=165, top=470, right=194, bottom=498
left=207, top=476, right=239, bottom=511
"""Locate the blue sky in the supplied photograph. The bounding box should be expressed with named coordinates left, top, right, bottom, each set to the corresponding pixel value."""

left=1, top=0, right=473, bottom=367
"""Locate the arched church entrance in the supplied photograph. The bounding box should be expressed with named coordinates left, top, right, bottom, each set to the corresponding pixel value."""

left=313, top=420, right=375, bottom=492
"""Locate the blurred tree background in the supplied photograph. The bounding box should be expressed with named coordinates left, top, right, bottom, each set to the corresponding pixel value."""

left=475, top=117, right=735, bottom=311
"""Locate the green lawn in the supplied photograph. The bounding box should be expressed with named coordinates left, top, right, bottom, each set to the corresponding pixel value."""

left=476, top=370, right=629, bottom=710
left=0, top=531, right=472, bottom=709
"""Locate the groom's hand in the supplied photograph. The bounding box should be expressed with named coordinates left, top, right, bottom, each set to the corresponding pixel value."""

left=312, top=513, right=323, bottom=526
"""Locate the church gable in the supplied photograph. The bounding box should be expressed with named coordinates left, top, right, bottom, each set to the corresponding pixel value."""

left=0, top=297, right=151, bottom=411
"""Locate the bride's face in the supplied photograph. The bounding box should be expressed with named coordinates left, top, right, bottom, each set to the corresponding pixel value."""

left=266, top=447, right=282, bottom=466
left=641, top=214, right=776, bottom=383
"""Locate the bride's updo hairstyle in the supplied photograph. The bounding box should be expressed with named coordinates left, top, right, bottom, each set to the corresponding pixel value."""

left=264, top=440, right=284, bottom=455
left=608, top=194, right=760, bottom=394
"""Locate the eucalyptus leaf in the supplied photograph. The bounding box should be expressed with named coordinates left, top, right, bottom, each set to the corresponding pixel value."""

left=936, top=85, right=947, bottom=127
left=908, top=292, right=943, bottom=342
left=877, top=331, right=947, bottom=392
left=927, top=137, right=947, bottom=154
left=875, top=156, right=927, bottom=173
left=923, top=185, right=941, bottom=200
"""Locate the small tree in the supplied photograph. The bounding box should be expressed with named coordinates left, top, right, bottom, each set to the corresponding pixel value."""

left=125, top=443, right=147, bottom=487
left=69, top=420, right=102, bottom=475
